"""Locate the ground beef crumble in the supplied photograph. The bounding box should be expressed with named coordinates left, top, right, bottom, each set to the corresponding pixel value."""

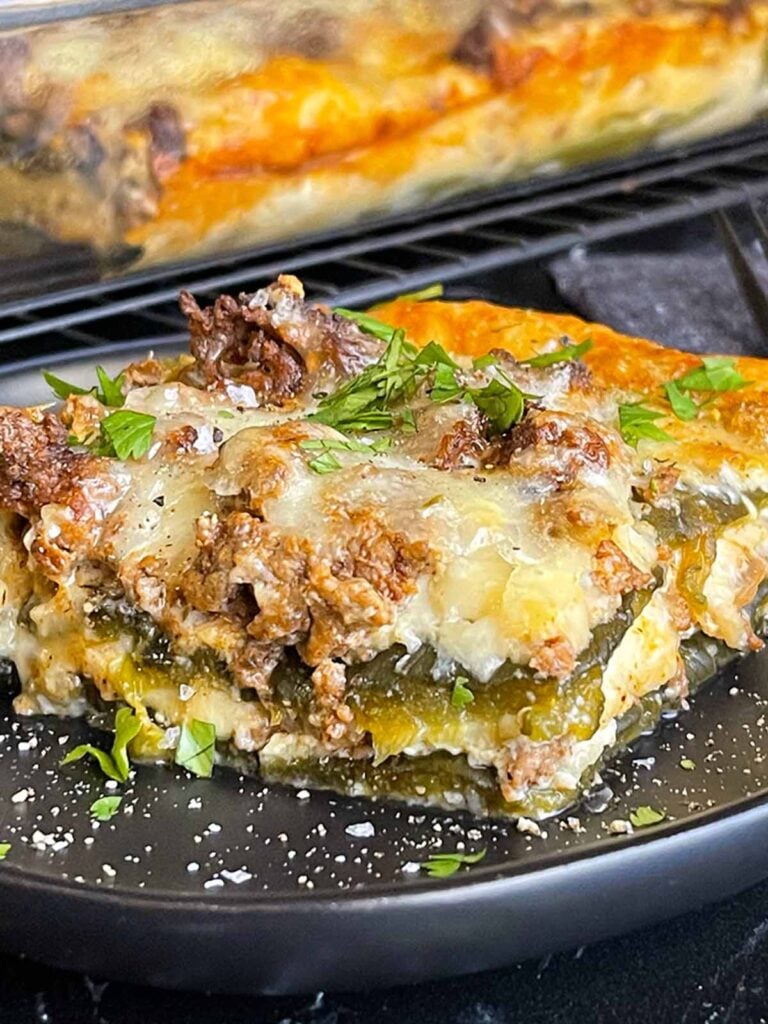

left=493, top=409, right=611, bottom=490
left=529, top=636, right=576, bottom=680
left=308, top=659, right=363, bottom=748
left=181, top=506, right=434, bottom=676
left=497, top=735, right=572, bottom=802
left=179, top=274, right=382, bottom=405
left=432, top=408, right=488, bottom=470
left=592, top=539, right=653, bottom=595
left=0, top=408, right=98, bottom=518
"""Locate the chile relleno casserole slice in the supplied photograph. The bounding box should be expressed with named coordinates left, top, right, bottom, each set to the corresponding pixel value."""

left=0, top=276, right=766, bottom=819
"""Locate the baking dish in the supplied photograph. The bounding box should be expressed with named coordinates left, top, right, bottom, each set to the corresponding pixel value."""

left=1, top=0, right=767, bottom=273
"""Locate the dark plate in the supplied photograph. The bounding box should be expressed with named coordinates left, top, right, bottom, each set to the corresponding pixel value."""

left=2, top=345, right=768, bottom=996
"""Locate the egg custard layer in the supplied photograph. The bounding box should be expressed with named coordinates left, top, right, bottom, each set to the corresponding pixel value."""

left=1, top=276, right=767, bottom=818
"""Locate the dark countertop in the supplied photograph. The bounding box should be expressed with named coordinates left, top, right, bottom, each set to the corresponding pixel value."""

left=3, top=878, right=768, bottom=1024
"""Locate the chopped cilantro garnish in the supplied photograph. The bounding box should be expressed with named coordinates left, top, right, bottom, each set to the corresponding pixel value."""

left=111, top=707, right=141, bottom=780
left=451, top=677, right=475, bottom=710
left=675, top=356, right=750, bottom=394
left=95, top=366, right=126, bottom=407
left=308, top=451, right=342, bottom=474
left=429, top=364, right=529, bottom=433
left=315, top=316, right=531, bottom=438
left=175, top=720, right=216, bottom=778
left=300, top=438, right=366, bottom=453
left=399, top=408, right=417, bottom=433
left=90, top=795, right=123, bottom=822
left=413, top=341, right=457, bottom=369
left=0, top=844, right=10, bottom=861
left=661, top=356, right=751, bottom=422
left=99, top=410, right=156, bottom=460
left=217, top=409, right=236, bottom=419
left=472, top=353, right=497, bottom=370
left=468, top=376, right=526, bottom=434
left=310, top=328, right=423, bottom=432
left=522, top=338, right=593, bottom=368
left=629, top=805, right=666, bottom=828
left=421, top=848, right=486, bottom=878
left=395, top=283, right=444, bottom=302
left=61, top=742, right=121, bottom=780
left=300, top=437, right=392, bottom=458
left=43, top=372, right=93, bottom=400
left=429, top=363, right=464, bottom=404
left=44, top=366, right=125, bottom=407
left=61, top=707, right=140, bottom=783
left=333, top=309, right=398, bottom=343
left=618, top=403, right=674, bottom=448
left=663, top=380, right=698, bottom=422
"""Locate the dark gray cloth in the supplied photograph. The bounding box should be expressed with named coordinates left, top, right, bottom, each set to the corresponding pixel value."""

left=550, top=247, right=768, bottom=355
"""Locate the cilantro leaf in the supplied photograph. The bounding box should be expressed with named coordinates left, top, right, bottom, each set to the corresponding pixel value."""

left=469, top=377, right=526, bottom=434
left=95, top=366, right=126, bottom=408
left=0, top=844, right=10, bottom=861
left=333, top=309, right=397, bottom=343
left=175, top=720, right=216, bottom=778
left=472, top=353, right=497, bottom=370
left=112, top=707, right=142, bottom=781
left=523, top=338, right=593, bottom=368
left=629, top=805, right=666, bottom=828
left=44, top=366, right=125, bottom=406
left=313, top=319, right=532, bottom=439
left=395, top=283, right=444, bottom=302
left=308, top=451, right=342, bottom=474
left=664, top=380, right=698, bottom=422
left=399, top=408, right=417, bottom=433
left=451, top=677, right=475, bottom=710
left=300, top=437, right=391, bottom=459
left=61, top=743, right=123, bottom=781
left=675, top=356, right=750, bottom=393
left=90, top=795, right=123, bottom=822
left=43, top=371, right=92, bottom=400
left=429, top=363, right=463, bottom=403
left=421, top=848, right=486, bottom=878
left=61, top=707, right=140, bottom=783
left=299, top=438, right=366, bottom=453
left=99, top=410, right=156, bottom=460
left=413, top=341, right=457, bottom=369
left=429, top=361, right=529, bottom=432
left=618, top=403, right=674, bottom=448
left=310, top=327, right=424, bottom=432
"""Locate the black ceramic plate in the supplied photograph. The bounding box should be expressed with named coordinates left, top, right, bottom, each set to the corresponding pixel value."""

left=2, top=345, right=768, bottom=996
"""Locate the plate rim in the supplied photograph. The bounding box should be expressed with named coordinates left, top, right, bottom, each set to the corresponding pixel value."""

left=2, top=344, right=768, bottom=910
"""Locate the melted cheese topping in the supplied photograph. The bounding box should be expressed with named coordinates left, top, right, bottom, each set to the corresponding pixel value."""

left=3, top=294, right=768, bottom=817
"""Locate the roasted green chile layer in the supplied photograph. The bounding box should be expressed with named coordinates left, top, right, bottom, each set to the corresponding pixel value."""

left=263, top=592, right=768, bottom=819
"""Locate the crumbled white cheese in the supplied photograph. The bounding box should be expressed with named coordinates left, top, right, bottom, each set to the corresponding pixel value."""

left=606, top=819, right=634, bottom=835
left=516, top=817, right=543, bottom=838
left=345, top=822, right=375, bottom=838
left=221, top=869, right=253, bottom=885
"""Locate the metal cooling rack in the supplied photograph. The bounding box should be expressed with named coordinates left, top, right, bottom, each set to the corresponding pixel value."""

left=3, top=120, right=768, bottom=360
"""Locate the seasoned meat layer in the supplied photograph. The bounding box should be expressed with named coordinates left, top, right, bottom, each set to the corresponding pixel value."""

left=180, top=274, right=382, bottom=405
